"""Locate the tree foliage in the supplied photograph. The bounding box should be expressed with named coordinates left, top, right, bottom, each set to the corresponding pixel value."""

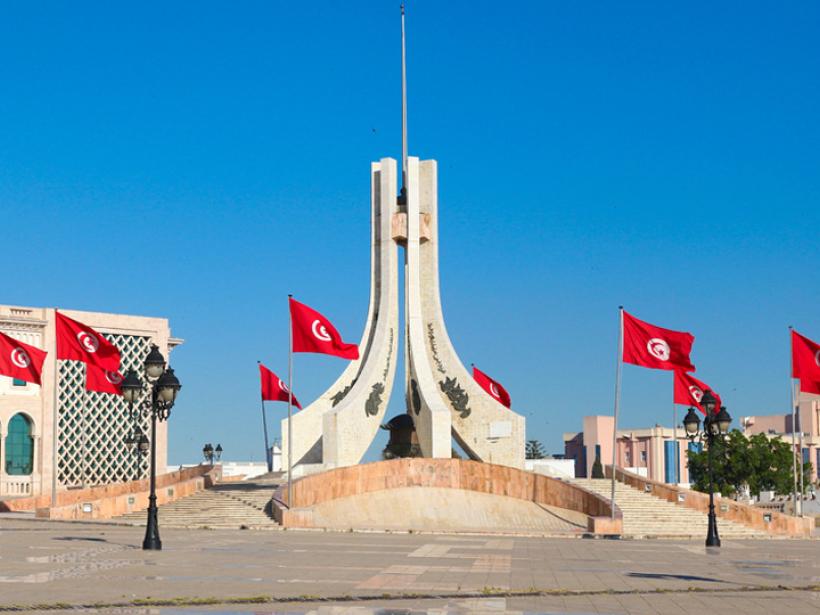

left=687, top=430, right=812, bottom=497
left=525, top=439, right=545, bottom=460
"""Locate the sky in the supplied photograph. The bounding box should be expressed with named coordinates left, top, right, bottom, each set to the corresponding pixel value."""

left=1, top=1, right=818, bottom=465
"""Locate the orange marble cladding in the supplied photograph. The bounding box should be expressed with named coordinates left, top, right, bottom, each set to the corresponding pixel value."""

left=274, top=458, right=622, bottom=535
left=608, top=466, right=813, bottom=537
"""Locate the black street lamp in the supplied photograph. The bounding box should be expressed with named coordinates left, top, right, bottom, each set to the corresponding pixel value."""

left=121, top=344, right=181, bottom=551
left=203, top=443, right=223, bottom=465
left=683, top=391, right=732, bottom=548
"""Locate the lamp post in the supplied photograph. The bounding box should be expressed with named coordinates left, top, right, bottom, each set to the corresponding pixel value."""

left=683, top=391, right=732, bottom=547
left=121, top=344, right=181, bottom=551
left=203, top=443, right=223, bottom=466
left=124, top=426, right=149, bottom=480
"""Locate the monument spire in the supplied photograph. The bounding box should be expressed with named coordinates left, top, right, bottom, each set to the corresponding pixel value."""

left=400, top=2, right=408, bottom=203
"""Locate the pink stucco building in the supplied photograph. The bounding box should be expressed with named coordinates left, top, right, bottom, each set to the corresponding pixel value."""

left=564, top=416, right=693, bottom=484
left=741, top=392, right=820, bottom=483
left=564, top=392, right=820, bottom=486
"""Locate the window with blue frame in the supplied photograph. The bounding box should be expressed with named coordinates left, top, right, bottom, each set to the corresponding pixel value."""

left=5, top=413, right=33, bottom=475
left=12, top=378, right=26, bottom=387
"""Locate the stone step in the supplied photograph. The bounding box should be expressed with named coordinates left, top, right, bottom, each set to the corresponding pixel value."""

left=569, top=478, right=769, bottom=538
left=113, top=481, right=280, bottom=529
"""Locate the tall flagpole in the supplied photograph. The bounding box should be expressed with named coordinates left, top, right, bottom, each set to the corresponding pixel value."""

left=673, top=400, right=679, bottom=485
left=610, top=306, right=624, bottom=520
left=399, top=2, right=408, bottom=200
left=51, top=307, right=60, bottom=507
left=80, top=383, right=88, bottom=489
left=796, top=373, right=804, bottom=515
left=287, top=294, right=294, bottom=508
left=258, top=361, right=271, bottom=472
left=789, top=326, right=799, bottom=516
left=798, top=393, right=804, bottom=516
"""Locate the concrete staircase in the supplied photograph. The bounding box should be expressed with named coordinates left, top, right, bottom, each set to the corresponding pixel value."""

left=115, top=474, right=282, bottom=530
left=573, top=479, right=769, bottom=539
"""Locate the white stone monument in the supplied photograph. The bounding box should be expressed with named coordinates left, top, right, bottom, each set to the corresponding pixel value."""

left=282, top=6, right=524, bottom=474
left=282, top=154, right=525, bottom=473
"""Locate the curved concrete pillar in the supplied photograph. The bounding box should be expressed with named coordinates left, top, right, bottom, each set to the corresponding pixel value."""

left=406, top=158, right=525, bottom=468
left=282, top=158, right=400, bottom=471
left=321, top=159, right=400, bottom=468
left=404, top=157, right=453, bottom=459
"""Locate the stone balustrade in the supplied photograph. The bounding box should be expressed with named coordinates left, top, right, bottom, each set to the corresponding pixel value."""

left=606, top=465, right=813, bottom=537
left=0, top=464, right=220, bottom=520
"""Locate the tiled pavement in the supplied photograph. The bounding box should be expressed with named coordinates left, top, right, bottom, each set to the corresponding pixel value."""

left=0, top=517, right=817, bottom=613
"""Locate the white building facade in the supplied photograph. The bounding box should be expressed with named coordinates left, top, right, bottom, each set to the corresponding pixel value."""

left=0, top=304, right=180, bottom=498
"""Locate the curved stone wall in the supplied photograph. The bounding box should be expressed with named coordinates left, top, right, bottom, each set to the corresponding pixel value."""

left=273, top=458, right=622, bottom=534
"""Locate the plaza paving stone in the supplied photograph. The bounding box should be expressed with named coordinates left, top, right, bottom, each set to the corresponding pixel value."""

left=0, top=518, right=818, bottom=613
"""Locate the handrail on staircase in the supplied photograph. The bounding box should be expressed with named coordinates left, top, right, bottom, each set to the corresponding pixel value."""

left=605, top=464, right=812, bottom=537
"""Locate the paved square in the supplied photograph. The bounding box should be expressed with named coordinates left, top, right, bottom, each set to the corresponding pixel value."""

left=0, top=518, right=818, bottom=613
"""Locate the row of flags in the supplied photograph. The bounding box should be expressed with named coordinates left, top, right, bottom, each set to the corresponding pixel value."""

left=1, top=302, right=815, bottom=422
left=257, top=301, right=820, bottom=418
left=621, top=310, right=720, bottom=414
left=0, top=311, right=125, bottom=395
left=257, top=298, right=357, bottom=410
left=257, top=298, right=513, bottom=412
left=620, top=309, right=820, bottom=413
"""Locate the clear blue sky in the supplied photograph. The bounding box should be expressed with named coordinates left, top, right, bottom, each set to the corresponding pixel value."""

left=2, top=2, right=818, bottom=464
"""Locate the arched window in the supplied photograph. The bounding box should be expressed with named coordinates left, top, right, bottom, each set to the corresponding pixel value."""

left=5, top=414, right=33, bottom=475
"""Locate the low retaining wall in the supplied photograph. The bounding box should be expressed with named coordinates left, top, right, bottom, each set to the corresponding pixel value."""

left=607, top=466, right=813, bottom=538
left=273, top=458, right=622, bottom=535
left=0, top=465, right=219, bottom=520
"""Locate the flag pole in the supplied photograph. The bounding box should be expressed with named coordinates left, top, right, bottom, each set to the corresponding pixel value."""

left=788, top=326, right=799, bottom=516
left=287, top=295, right=294, bottom=508
left=400, top=2, right=408, bottom=199
left=798, top=390, right=804, bottom=517
left=258, top=361, right=272, bottom=473
left=51, top=308, right=60, bottom=507
left=610, top=306, right=624, bottom=520
left=673, top=400, right=679, bottom=485
left=80, top=382, right=88, bottom=489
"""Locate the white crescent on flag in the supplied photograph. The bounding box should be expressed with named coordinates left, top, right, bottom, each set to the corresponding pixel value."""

left=10, top=347, right=31, bottom=369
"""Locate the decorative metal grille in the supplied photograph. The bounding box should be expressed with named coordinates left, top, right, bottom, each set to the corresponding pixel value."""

left=57, top=334, right=152, bottom=487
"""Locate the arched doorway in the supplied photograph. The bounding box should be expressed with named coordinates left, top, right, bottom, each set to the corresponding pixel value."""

left=5, top=413, right=34, bottom=476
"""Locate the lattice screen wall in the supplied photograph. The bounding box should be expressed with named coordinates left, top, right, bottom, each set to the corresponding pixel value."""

left=57, top=334, right=152, bottom=487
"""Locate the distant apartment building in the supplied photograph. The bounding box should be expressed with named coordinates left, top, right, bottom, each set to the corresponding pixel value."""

left=565, top=392, right=820, bottom=486
left=0, top=304, right=181, bottom=498
left=564, top=416, right=693, bottom=484
left=741, top=393, right=820, bottom=482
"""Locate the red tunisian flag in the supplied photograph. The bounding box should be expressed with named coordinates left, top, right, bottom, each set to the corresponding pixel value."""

left=801, top=378, right=820, bottom=395
left=673, top=370, right=721, bottom=414
left=792, top=330, right=820, bottom=393
left=56, top=312, right=121, bottom=371
left=289, top=298, right=359, bottom=360
left=622, top=310, right=695, bottom=372
left=259, top=363, right=302, bottom=408
left=472, top=365, right=511, bottom=408
left=0, top=331, right=47, bottom=385
left=86, top=364, right=124, bottom=395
